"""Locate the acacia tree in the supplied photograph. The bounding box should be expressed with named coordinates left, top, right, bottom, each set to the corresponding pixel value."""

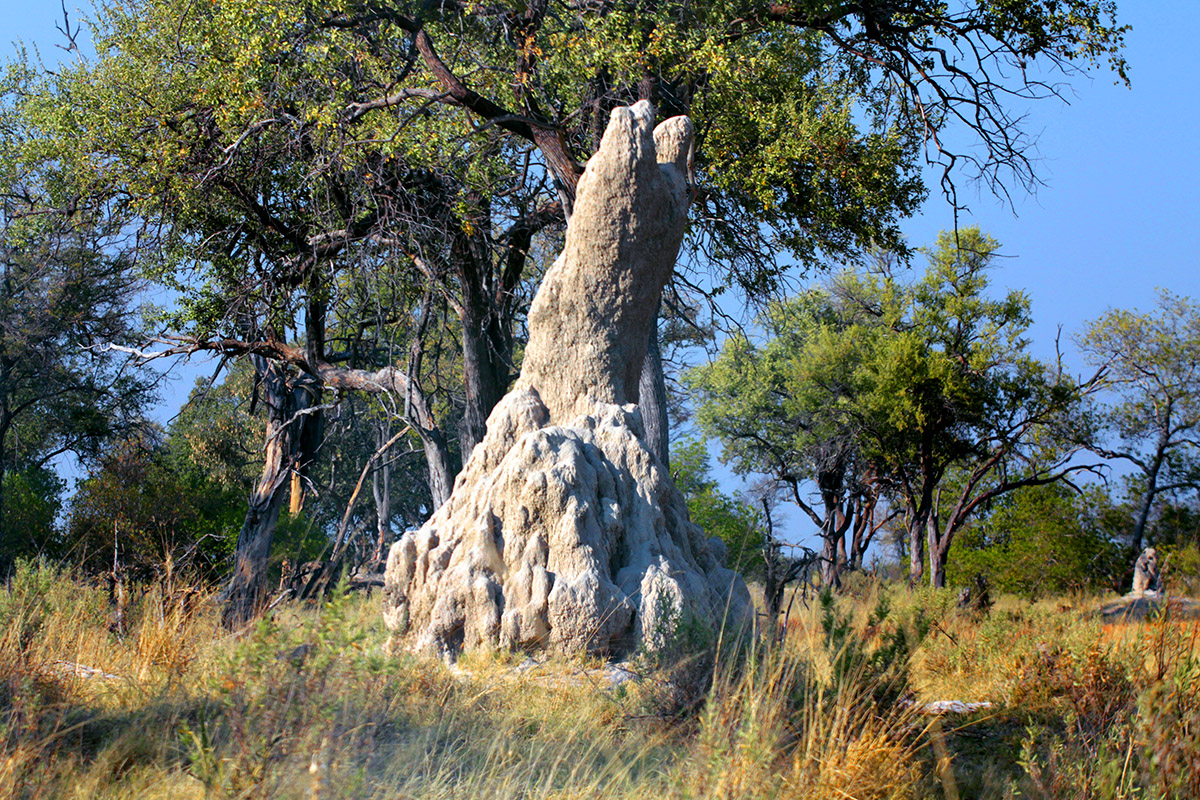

left=692, top=229, right=1102, bottom=588
left=839, top=230, right=1105, bottom=587
left=24, top=0, right=567, bottom=623
left=688, top=293, right=891, bottom=589
left=1078, top=291, right=1200, bottom=557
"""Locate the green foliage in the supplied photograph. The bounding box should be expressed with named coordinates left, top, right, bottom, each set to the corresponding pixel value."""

left=68, top=427, right=246, bottom=581
left=0, top=80, right=157, bottom=570
left=0, top=558, right=62, bottom=662
left=1161, top=542, right=1200, bottom=597
left=850, top=229, right=1036, bottom=472
left=688, top=287, right=859, bottom=486
left=947, top=484, right=1125, bottom=598
left=689, top=228, right=1089, bottom=586
left=166, top=366, right=263, bottom=496
left=19, top=0, right=1130, bottom=333
left=673, top=438, right=764, bottom=576
left=0, top=467, right=64, bottom=565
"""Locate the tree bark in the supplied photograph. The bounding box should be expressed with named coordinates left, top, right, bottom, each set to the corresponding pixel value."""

left=637, top=320, right=670, bottom=470
left=453, top=195, right=518, bottom=461
left=0, top=415, right=8, bottom=577
left=907, top=514, right=925, bottom=588
left=222, top=361, right=321, bottom=627
left=458, top=306, right=510, bottom=461
left=222, top=359, right=312, bottom=627
left=926, top=512, right=946, bottom=589
left=820, top=531, right=841, bottom=590
left=1130, top=431, right=1170, bottom=556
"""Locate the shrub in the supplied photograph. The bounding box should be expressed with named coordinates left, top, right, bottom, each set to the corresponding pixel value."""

left=947, top=484, right=1124, bottom=598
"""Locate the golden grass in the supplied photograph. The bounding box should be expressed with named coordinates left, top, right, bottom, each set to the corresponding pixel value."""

left=3, top=562, right=1200, bottom=799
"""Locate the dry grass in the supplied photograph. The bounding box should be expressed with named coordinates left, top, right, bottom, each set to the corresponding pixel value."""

left=3, top=561, right=1200, bottom=799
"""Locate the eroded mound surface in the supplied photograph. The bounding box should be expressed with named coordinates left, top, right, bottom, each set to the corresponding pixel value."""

left=383, top=389, right=750, bottom=658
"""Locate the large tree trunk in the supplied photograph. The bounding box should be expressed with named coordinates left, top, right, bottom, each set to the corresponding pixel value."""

left=637, top=320, right=670, bottom=470
left=222, top=359, right=317, bottom=628
left=1130, top=432, right=1169, bottom=557
left=819, top=530, right=841, bottom=590
left=456, top=214, right=515, bottom=461
left=458, top=304, right=510, bottom=461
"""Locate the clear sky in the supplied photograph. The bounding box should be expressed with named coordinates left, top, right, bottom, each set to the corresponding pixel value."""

left=3, top=1, right=1197, bottom=512
left=897, top=2, right=1199, bottom=371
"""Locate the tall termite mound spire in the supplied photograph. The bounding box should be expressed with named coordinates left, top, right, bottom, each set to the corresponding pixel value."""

left=382, top=101, right=752, bottom=658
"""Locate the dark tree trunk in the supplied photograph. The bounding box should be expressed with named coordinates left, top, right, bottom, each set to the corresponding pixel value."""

left=221, top=360, right=318, bottom=628
left=819, top=531, right=841, bottom=590
left=1130, top=432, right=1170, bottom=556
left=927, top=513, right=946, bottom=589
left=459, top=310, right=509, bottom=461
left=637, top=320, right=670, bottom=470
left=454, top=200, right=515, bottom=462
left=849, top=497, right=869, bottom=571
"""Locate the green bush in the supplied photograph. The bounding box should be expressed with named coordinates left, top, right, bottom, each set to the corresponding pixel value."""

left=947, top=484, right=1123, bottom=598
left=1160, top=543, right=1200, bottom=596
left=673, top=438, right=764, bottom=576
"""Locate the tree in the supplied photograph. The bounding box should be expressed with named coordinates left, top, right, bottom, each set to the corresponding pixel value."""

left=946, top=483, right=1124, bottom=597
left=68, top=426, right=246, bottom=582
left=672, top=438, right=764, bottom=576
left=24, top=0, right=555, bottom=622
left=0, top=465, right=63, bottom=566
left=1077, top=291, right=1200, bottom=557
left=844, top=231, right=1105, bottom=587
left=0, top=77, right=156, bottom=570
left=168, top=357, right=438, bottom=607
left=691, top=229, right=1101, bottom=588
left=687, top=292, right=892, bottom=590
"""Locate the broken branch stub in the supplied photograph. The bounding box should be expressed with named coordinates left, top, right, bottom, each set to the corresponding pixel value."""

left=382, top=101, right=751, bottom=659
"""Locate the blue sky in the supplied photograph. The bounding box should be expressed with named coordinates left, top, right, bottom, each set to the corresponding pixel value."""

left=897, top=2, right=1198, bottom=370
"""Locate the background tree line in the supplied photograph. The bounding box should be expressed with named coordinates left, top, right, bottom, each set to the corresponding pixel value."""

left=687, top=231, right=1199, bottom=596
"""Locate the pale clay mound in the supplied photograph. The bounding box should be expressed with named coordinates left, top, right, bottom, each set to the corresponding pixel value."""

left=382, top=101, right=752, bottom=659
